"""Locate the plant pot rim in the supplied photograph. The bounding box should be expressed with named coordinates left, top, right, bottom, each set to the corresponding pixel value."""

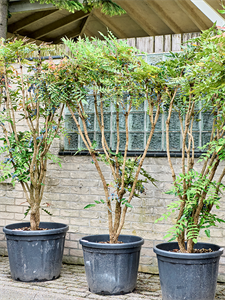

left=153, top=241, right=224, bottom=260
left=79, top=234, right=144, bottom=250
left=3, top=221, right=69, bottom=236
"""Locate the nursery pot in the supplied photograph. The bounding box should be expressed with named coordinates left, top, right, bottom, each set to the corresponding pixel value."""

left=3, top=222, right=68, bottom=282
left=79, top=234, right=144, bottom=295
left=153, top=242, right=223, bottom=300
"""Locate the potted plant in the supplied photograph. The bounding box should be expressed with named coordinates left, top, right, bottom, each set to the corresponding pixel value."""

left=0, top=39, right=69, bottom=281
left=61, top=34, right=163, bottom=294
left=154, top=26, right=225, bottom=300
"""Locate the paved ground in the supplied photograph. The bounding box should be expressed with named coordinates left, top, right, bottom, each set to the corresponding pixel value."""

left=0, top=256, right=225, bottom=300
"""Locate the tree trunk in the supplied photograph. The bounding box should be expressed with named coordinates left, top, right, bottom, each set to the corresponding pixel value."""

left=30, top=205, right=40, bottom=230
left=0, top=0, right=8, bottom=39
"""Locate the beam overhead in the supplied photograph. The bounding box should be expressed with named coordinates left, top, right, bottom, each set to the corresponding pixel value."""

left=8, top=10, right=58, bottom=33
left=9, top=0, right=55, bottom=14
left=190, top=0, right=225, bottom=26
left=52, top=27, right=82, bottom=44
left=174, top=0, right=209, bottom=30
left=93, top=9, right=126, bottom=38
left=144, top=0, right=183, bottom=33
left=80, top=13, right=92, bottom=38
left=114, top=0, right=158, bottom=36
left=30, top=11, right=90, bottom=40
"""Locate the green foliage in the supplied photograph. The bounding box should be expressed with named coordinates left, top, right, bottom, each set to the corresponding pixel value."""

left=62, top=32, right=162, bottom=242
left=29, top=0, right=126, bottom=16
left=155, top=25, right=225, bottom=251
left=23, top=206, right=31, bottom=219
left=218, top=3, right=225, bottom=14
left=41, top=208, right=53, bottom=216
left=85, top=153, right=157, bottom=209
left=0, top=38, right=67, bottom=228
left=156, top=169, right=225, bottom=242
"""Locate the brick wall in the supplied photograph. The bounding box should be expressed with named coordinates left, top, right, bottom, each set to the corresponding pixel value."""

left=1, top=145, right=225, bottom=281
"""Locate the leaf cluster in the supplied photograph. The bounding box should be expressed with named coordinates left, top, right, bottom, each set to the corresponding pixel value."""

left=155, top=26, right=225, bottom=251
left=30, top=0, right=126, bottom=16
left=0, top=38, right=68, bottom=225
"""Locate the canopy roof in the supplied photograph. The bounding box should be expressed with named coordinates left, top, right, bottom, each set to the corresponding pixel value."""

left=8, top=0, right=225, bottom=43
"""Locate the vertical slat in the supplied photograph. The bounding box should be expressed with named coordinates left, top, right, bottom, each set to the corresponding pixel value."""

left=164, top=35, right=172, bottom=52
left=136, top=36, right=154, bottom=53
left=183, top=33, right=193, bottom=44
left=123, top=32, right=200, bottom=54
left=126, top=38, right=136, bottom=48
left=155, top=35, right=164, bottom=53
left=172, top=34, right=182, bottom=51
left=192, top=32, right=201, bottom=38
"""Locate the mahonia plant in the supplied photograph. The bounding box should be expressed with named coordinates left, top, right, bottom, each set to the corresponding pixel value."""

left=0, top=38, right=69, bottom=230
left=61, top=32, right=164, bottom=243
left=156, top=25, right=225, bottom=253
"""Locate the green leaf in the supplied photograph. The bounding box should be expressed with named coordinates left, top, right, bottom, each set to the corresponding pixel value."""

left=168, top=236, right=176, bottom=242
left=125, top=203, right=133, bottom=208
left=164, top=233, right=172, bottom=239
left=84, top=204, right=96, bottom=209
left=23, top=206, right=31, bottom=219
left=205, top=229, right=210, bottom=238
left=42, top=208, right=52, bottom=216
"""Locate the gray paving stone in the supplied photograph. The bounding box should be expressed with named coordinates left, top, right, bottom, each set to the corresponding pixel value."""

left=0, top=256, right=225, bottom=299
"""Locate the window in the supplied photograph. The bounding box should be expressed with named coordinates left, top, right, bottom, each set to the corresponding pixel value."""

left=64, top=53, right=212, bottom=154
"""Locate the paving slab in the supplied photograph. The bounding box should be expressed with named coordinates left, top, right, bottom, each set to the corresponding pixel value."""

left=0, top=256, right=225, bottom=299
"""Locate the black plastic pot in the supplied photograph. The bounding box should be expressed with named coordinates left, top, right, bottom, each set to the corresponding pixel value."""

left=153, top=242, right=223, bottom=300
left=79, top=234, right=144, bottom=295
left=3, top=222, right=69, bottom=282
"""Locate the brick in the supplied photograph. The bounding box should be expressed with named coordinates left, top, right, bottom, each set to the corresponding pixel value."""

left=0, top=219, right=5, bottom=226
left=59, top=194, right=81, bottom=201
left=140, top=256, right=153, bottom=264
left=43, top=193, right=60, bottom=201
left=0, top=230, right=5, bottom=239
left=80, top=211, right=99, bottom=219
left=60, top=209, right=79, bottom=217
left=6, top=205, right=23, bottom=213
left=0, top=212, right=15, bottom=219
left=0, top=205, right=6, bottom=211
left=6, top=191, right=24, bottom=198
left=51, top=216, right=70, bottom=224
left=89, top=187, right=105, bottom=196
left=65, top=240, right=78, bottom=249
left=0, top=197, right=15, bottom=205
left=63, top=247, right=70, bottom=256
left=68, top=225, right=79, bottom=233
left=89, top=219, right=107, bottom=227
left=70, top=233, right=84, bottom=241
left=70, top=218, right=89, bottom=226
left=0, top=240, right=7, bottom=248
left=69, top=248, right=83, bottom=257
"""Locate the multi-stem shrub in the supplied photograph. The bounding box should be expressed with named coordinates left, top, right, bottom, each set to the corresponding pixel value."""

left=156, top=26, right=225, bottom=253
left=0, top=39, right=69, bottom=230
left=62, top=34, right=165, bottom=243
